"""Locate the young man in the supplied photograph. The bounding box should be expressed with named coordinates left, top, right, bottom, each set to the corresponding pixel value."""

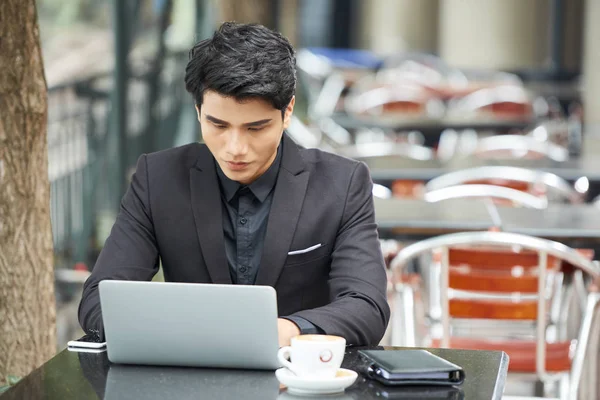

left=78, top=22, right=390, bottom=347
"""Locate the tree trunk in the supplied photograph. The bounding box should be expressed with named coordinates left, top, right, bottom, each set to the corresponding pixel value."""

left=0, top=0, right=56, bottom=384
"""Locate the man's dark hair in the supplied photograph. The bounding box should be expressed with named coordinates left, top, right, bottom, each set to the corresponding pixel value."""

left=184, top=22, right=296, bottom=116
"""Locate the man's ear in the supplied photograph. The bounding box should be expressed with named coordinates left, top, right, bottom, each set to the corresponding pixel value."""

left=282, top=96, right=296, bottom=130
left=195, top=105, right=201, bottom=122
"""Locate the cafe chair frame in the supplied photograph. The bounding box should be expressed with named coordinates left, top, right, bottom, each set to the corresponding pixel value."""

left=344, top=82, right=445, bottom=121
left=446, top=85, right=544, bottom=120
left=425, top=166, right=583, bottom=204
left=465, top=134, right=569, bottom=162
left=285, top=115, right=324, bottom=149
left=337, top=141, right=434, bottom=161
left=423, top=184, right=549, bottom=209
left=388, top=231, right=600, bottom=400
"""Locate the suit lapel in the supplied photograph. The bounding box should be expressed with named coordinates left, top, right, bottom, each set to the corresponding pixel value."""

left=190, top=146, right=232, bottom=284
left=256, top=135, right=309, bottom=287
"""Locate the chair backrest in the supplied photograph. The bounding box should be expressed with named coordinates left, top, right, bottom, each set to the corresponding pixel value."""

left=372, top=183, right=393, bottom=199
left=310, top=72, right=347, bottom=120
left=423, top=184, right=548, bottom=209
left=296, top=48, right=376, bottom=120
left=447, top=246, right=563, bottom=295
left=344, top=82, right=444, bottom=119
left=389, top=231, right=600, bottom=379
left=285, top=116, right=323, bottom=149
left=425, top=166, right=582, bottom=204
left=446, top=85, right=540, bottom=119
left=391, top=180, right=425, bottom=199
left=337, top=141, right=434, bottom=161
left=377, top=52, right=465, bottom=99
left=468, top=135, right=569, bottom=162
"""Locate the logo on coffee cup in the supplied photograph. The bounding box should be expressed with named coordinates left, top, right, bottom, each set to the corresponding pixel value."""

left=319, top=349, right=333, bottom=363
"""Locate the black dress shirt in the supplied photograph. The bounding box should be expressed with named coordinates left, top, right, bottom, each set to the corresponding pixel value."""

left=215, top=145, right=322, bottom=334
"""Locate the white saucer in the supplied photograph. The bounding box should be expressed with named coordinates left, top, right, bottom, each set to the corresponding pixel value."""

left=275, top=368, right=358, bottom=396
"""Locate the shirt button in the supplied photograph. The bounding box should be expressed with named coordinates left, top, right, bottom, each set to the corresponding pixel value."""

left=239, top=266, right=248, bottom=273
left=240, top=218, right=247, bottom=225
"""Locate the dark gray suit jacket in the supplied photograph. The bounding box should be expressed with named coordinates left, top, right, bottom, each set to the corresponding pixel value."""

left=79, top=134, right=390, bottom=345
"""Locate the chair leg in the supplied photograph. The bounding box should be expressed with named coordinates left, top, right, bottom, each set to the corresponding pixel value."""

left=558, top=372, right=570, bottom=400
left=549, top=272, right=565, bottom=327
left=391, top=287, right=404, bottom=346
left=573, top=271, right=588, bottom=313
left=428, top=263, right=442, bottom=320
left=402, top=284, right=416, bottom=347
left=391, top=284, right=416, bottom=347
left=585, top=316, right=600, bottom=400
left=568, top=292, right=600, bottom=399
left=533, top=380, right=545, bottom=397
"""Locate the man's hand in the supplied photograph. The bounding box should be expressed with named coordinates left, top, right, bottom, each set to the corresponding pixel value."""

left=277, top=318, right=301, bottom=347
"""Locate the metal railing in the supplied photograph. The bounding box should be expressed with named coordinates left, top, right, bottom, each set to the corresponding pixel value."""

left=48, top=51, right=192, bottom=272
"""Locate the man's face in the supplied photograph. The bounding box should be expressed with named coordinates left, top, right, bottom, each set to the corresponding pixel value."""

left=197, top=90, right=294, bottom=185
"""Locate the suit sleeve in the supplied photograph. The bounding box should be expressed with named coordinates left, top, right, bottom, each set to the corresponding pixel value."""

left=282, top=316, right=325, bottom=335
left=286, top=162, right=390, bottom=345
left=78, top=155, right=160, bottom=340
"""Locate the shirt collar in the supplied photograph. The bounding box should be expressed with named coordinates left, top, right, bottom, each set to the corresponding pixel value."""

left=216, top=144, right=282, bottom=204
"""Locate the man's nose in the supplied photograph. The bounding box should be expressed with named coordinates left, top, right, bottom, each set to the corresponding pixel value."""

left=225, top=130, right=249, bottom=157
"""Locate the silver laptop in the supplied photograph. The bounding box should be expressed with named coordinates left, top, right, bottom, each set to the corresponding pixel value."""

left=98, top=280, right=280, bottom=369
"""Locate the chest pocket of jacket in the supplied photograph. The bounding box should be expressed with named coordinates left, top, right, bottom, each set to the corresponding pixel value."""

left=284, top=243, right=330, bottom=267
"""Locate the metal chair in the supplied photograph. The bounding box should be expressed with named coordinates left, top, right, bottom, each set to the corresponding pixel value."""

left=425, top=166, right=584, bottom=204
left=285, top=115, right=323, bottom=149
left=296, top=48, right=379, bottom=121
left=336, top=141, right=434, bottom=161
left=465, top=135, right=569, bottom=162
left=377, top=52, right=467, bottom=99
left=388, top=231, right=600, bottom=399
left=344, top=81, right=445, bottom=121
left=424, top=184, right=549, bottom=209
left=446, top=85, right=546, bottom=120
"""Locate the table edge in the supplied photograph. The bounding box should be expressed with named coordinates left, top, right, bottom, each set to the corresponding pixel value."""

left=491, top=351, right=510, bottom=400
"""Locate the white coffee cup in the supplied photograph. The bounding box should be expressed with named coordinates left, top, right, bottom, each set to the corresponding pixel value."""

left=277, top=334, right=346, bottom=379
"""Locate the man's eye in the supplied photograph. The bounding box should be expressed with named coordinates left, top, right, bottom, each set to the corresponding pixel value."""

left=248, top=126, right=265, bottom=132
left=214, top=124, right=227, bottom=129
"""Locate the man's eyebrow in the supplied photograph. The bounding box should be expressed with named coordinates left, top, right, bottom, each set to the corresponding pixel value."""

left=205, top=114, right=229, bottom=125
left=204, top=114, right=272, bottom=127
left=245, top=118, right=272, bottom=127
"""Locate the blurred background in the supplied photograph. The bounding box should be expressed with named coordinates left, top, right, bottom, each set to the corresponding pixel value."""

left=44, top=0, right=596, bottom=352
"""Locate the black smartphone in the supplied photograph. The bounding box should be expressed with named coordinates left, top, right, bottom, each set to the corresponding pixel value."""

left=67, top=333, right=106, bottom=349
